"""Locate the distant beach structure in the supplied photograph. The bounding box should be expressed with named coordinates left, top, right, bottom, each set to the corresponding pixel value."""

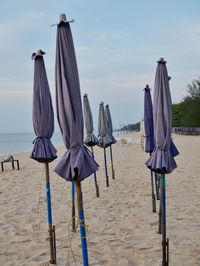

left=173, top=127, right=200, bottom=135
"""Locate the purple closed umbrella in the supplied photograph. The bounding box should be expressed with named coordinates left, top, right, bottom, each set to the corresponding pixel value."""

left=31, top=50, right=57, bottom=163
left=143, top=84, right=156, bottom=213
left=146, top=58, right=178, bottom=266
left=31, top=49, right=57, bottom=264
left=146, top=58, right=177, bottom=174
left=54, top=14, right=98, bottom=266
left=105, top=104, right=116, bottom=180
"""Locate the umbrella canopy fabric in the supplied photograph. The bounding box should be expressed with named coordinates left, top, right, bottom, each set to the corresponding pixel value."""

left=144, top=85, right=154, bottom=153
left=31, top=50, right=57, bottom=163
left=54, top=19, right=98, bottom=182
left=83, top=94, right=98, bottom=147
left=146, top=58, right=177, bottom=174
left=97, top=102, right=113, bottom=148
left=104, top=105, right=117, bottom=145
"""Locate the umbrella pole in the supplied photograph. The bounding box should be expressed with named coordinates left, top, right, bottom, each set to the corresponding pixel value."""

left=155, top=173, right=160, bottom=200
left=158, top=175, right=162, bottom=234
left=75, top=180, right=89, bottom=266
left=161, top=174, right=169, bottom=266
left=104, top=148, right=109, bottom=187
left=45, top=163, right=56, bottom=264
left=72, top=181, right=76, bottom=232
left=91, top=146, right=100, bottom=197
left=110, top=145, right=115, bottom=180
left=150, top=170, right=156, bottom=213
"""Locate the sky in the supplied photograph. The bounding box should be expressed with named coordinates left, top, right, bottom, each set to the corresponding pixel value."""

left=0, top=0, right=200, bottom=133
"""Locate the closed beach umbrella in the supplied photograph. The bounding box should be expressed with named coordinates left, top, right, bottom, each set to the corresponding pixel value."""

left=105, top=104, right=116, bottom=180
left=146, top=57, right=178, bottom=266
left=83, top=94, right=99, bottom=197
left=98, top=102, right=112, bottom=148
left=31, top=49, right=57, bottom=264
left=54, top=14, right=98, bottom=266
left=144, top=85, right=154, bottom=154
left=98, top=102, right=112, bottom=187
left=143, top=84, right=156, bottom=213
left=83, top=94, right=98, bottom=146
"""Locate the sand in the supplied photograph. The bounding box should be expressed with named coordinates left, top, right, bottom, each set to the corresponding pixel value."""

left=0, top=132, right=199, bottom=266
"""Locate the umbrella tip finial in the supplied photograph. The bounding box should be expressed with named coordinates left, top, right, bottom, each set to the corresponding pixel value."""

left=59, top=13, right=67, bottom=22
left=158, top=57, right=166, bottom=63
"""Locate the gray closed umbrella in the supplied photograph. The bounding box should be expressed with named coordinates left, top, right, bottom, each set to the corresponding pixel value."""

left=105, top=104, right=116, bottom=180
left=98, top=102, right=112, bottom=148
left=83, top=94, right=98, bottom=146
left=83, top=94, right=99, bottom=197
left=146, top=58, right=177, bottom=174
left=54, top=14, right=98, bottom=266
left=31, top=49, right=57, bottom=264
left=98, top=102, right=112, bottom=187
left=105, top=104, right=117, bottom=145
left=31, top=50, right=57, bottom=163
left=146, top=57, right=178, bottom=266
left=54, top=19, right=98, bottom=182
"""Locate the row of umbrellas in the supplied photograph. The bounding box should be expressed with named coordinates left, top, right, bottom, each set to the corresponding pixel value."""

left=30, top=12, right=179, bottom=266
left=143, top=58, right=179, bottom=266
left=30, top=14, right=116, bottom=265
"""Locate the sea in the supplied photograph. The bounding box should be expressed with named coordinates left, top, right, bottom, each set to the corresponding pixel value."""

left=0, top=132, right=63, bottom=156
left=0, top=131, right=120, bottom=156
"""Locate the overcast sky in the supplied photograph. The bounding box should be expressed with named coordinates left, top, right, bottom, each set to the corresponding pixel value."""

left=0, top=0, right=200, bottom=133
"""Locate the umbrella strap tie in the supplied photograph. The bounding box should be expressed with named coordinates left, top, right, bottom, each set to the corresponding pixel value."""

left=78, top=218, right=89, bottom=238
left=33, top=136, right=49, bottom=144
left=69, top=144, right=92, bottom=156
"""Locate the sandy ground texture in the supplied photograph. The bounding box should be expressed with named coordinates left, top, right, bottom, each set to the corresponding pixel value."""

left=0, top=132, right=199, bottom=266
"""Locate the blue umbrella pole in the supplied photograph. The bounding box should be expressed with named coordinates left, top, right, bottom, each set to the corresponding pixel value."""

left=161, top=174, right=169, bottom=266
left=91, top=146, right=100, bottom=197
left=45, top=163, right=56, bottom=264
left=72, top=181, right=76, bottom=232
left=110, top=145, right=115, bottom=180
left=158, top=175, right=162, bottom=234
left=75, top=180, right=89, bottom=266
left=104, top=148, right=109, bottom=187
left=155, top=173, right=160, bottom=200
left=150, top=170, right=156, bottom=213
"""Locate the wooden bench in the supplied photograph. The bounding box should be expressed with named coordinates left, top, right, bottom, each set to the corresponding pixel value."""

left=1, top=159, right=20, bottom=172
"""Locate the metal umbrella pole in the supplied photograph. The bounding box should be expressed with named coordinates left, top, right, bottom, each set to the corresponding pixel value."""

left=91, top=146, right=100, bottom=197
left=161, top=174, right=169, bottom=266
left=72, top=181, right=76, bottom=231
left=109, top=145, right=115, bottom=180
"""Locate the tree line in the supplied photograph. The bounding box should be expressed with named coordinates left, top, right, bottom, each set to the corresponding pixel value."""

left=118, top=78, right=200, bottom=131
left=172, top=78, right=200, bottom=127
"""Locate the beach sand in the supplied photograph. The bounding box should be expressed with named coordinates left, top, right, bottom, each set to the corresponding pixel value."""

left=0, top=132, right=199, bottom=266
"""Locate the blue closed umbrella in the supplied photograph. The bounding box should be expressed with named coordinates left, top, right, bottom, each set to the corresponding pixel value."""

left=143, top=84, right=156, bottom=213
left=31, top=49, right=57, bottom=264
